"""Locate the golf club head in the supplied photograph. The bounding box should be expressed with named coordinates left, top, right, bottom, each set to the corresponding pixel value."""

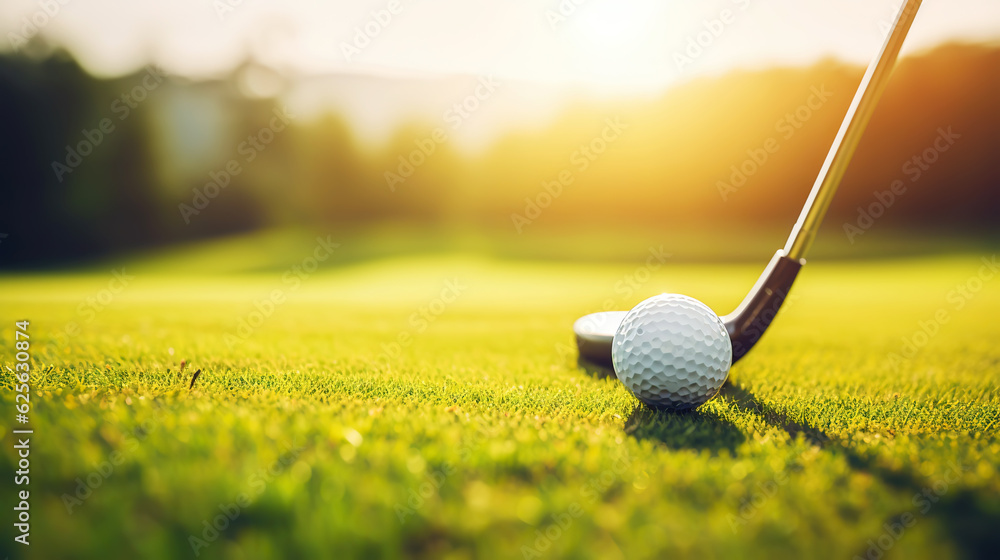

left=574, top=0, right=921, bottom=371
left=573, top=251, right=804, bottom=368
left=573, top=311, right=627, bottom=366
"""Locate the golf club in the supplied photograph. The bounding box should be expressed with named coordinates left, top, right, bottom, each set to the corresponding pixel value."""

left=575, top=0, right=923, bottom=367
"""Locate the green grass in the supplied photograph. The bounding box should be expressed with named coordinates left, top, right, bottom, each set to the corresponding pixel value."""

left=1, top=248, right=999, bottom=559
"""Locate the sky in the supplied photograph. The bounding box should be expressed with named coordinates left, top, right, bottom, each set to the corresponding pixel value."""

left=3, top=0, right=999, bottom=145
left=3, top=0, right=1000, bottom=84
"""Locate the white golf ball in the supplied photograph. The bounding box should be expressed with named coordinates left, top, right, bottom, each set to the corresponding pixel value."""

left=612, top=294, right=732, bottom=410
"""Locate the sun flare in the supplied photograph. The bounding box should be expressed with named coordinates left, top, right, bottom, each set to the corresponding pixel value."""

left=560, top=0, right=670, bottom=87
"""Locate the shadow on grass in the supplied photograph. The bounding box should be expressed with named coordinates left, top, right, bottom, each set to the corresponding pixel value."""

left=717, top=382, right=832, bottom=447
left=623, top=405, right=747, bottom=454
left=581, top=355, right=1000, bottom=557
left=575, top=357, right=747, bottom=453
left=719, top=379, right=1000, bottom=559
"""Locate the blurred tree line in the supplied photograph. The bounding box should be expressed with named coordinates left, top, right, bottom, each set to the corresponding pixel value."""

left=1, top=43, right=997, bottom=267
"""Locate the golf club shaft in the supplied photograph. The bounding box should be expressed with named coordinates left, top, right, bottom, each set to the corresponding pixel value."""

left=575, top=2, right=924, bottom=367
left=783, top=0, right=922, bottom=260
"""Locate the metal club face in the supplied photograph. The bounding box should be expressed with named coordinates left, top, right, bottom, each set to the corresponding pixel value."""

left=573, top=251, right=804, bottom=367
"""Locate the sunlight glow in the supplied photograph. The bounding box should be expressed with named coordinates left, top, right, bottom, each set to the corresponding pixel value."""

left=1, top=0, right=998, bottom=145
left=562, top=0, right=669, bottom=88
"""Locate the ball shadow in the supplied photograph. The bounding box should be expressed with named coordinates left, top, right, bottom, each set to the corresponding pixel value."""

left=577, top=352, right=1000, bottom=557
left=577, top=355, right=747, bottom=453
left=575, top=356, right=616, bottom=380
left=623, top=402, right=747, bottom=454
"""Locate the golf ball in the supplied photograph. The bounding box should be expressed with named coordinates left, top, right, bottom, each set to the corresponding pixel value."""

left=612, top=294, right=732, bottom=410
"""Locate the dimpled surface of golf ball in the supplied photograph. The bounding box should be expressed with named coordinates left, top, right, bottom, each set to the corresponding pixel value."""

left=612, top=294, right=732, bottom=410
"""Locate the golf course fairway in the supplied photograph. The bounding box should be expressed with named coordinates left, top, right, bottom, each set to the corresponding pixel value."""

left=2, top=249, right=998, bottom=559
